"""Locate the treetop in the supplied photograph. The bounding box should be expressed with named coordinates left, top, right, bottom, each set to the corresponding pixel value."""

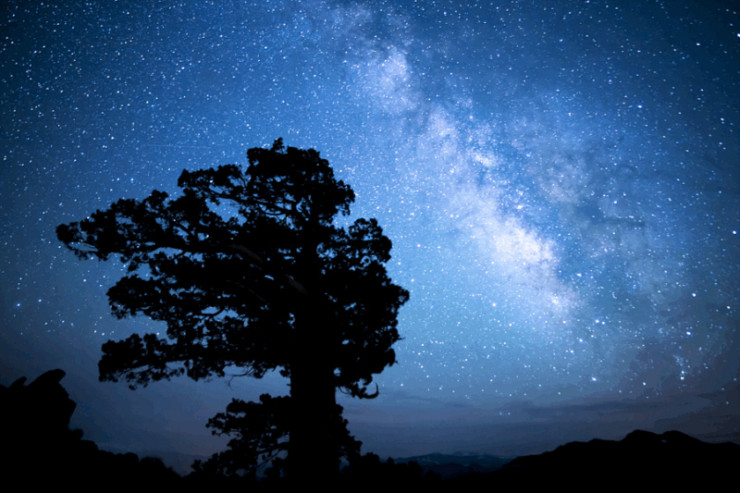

left=57, top=140, right=408, bottom=399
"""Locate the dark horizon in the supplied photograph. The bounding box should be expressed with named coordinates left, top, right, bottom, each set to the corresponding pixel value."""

left=4, top=368, right=739, bottom=482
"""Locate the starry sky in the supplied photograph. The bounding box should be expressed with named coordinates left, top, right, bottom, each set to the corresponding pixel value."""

left=2, top=0, right=739, bottom=469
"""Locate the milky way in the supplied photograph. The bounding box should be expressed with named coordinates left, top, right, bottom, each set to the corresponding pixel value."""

left=2, top=0, right=738, bottom=465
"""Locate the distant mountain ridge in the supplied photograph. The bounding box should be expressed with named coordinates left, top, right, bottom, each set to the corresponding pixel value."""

left=448, top=429, right=740, bottom=487
left=394, top=451, right=512, bottom=478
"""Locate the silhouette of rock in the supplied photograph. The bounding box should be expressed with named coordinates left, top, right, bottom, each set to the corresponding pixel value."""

left=0, top=370, right=180, bottom=487
left=1, top=369, right=80, bottom=472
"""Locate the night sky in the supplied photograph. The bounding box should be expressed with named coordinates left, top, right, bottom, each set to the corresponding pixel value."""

left=2, top=0, right=739, bottom=470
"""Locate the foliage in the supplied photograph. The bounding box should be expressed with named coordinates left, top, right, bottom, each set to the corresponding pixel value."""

left=193, top=395, right=361, bottom=479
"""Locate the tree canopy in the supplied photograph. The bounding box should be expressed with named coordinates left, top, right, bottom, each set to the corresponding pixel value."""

left=57, top=139, right=408, bottom=479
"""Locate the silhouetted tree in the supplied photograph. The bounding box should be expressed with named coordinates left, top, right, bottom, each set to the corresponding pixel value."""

left=57, top=139, right=409, bottom=480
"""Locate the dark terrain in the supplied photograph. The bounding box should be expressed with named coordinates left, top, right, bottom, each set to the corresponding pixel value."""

left=3, top=370, right=737, bottom=489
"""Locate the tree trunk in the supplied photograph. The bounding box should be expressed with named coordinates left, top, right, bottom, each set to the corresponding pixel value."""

left=287, top=218, right=340, bottom=481
left=288, top=348, right=338, bottom=481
